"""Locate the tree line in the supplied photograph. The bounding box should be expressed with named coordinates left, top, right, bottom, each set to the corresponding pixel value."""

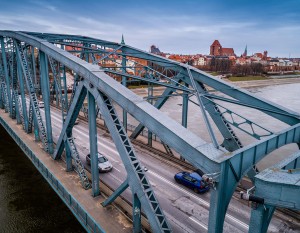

left=198, top=57, right=265, bottom=76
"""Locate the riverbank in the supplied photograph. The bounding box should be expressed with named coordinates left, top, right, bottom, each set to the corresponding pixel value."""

left=131, top=77, right=300, bottom=97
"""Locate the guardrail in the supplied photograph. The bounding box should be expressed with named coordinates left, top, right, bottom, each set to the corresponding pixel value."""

left=0, top=115, right=105, bottom=233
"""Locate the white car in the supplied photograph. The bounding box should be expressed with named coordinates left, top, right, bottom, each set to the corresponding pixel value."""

left=38, top=101, right=44, bottom=108
left=86, top=153, right=113, bottom=172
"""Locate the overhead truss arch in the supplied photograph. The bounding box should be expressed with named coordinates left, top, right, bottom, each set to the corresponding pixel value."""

left=0, top=30, right=299, bottom=233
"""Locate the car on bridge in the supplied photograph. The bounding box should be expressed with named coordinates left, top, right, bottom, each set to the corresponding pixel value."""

left=38, top=101, right=44, bottom=108
left=86, top=153, right=113, bottom=172
left=174, top=171, right=209, bottom=193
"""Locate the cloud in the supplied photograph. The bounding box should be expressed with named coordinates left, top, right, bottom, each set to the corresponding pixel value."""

left=0, top=1, right=299, bottom=57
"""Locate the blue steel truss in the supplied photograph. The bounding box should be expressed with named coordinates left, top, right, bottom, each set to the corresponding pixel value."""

left=0, top=30, right=299, bottom=233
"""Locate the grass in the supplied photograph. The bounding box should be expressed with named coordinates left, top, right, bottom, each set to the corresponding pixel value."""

left=228, top=76, right=270, bottom=81
left=207, top=72, right=219, bottom=76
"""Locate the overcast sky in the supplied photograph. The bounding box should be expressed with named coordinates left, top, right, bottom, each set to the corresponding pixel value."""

left=1, top=0, right=299, bottom=58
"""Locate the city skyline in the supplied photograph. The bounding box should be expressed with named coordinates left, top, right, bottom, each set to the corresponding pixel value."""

left=0, top=0, right=299, bottom=58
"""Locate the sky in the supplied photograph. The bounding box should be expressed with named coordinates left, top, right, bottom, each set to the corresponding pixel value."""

left=0, top=0, right=300, bottom=58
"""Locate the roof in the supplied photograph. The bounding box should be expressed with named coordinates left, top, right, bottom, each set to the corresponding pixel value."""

left=211, top=40, right=221, bottom=47
left=254, top=53, right=263, bottom=58
left=222, top=48, right=235, bottom=55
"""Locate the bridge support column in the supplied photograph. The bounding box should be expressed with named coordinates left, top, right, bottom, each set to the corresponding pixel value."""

left=17, top=56, right=29, bottom=132
left=133, top=194, right=142, bottom=233
left=40, top=51, right=54, bottom=154
left=249, top=204, right=275, bottom=233
left=33, top=116, right=40, bottom=141
left=88, top=91, right=100, bottom=197
left=147, top=81, right=153, bottom=146
left=1, top=37, right=12, bottom=116
left=121, top=39, right=127, bottom=132
left=181, top=84, right=189, bottom=160
left=65, top=142, right=73, bottom=172
left=208, top=162, right=231, bottom=233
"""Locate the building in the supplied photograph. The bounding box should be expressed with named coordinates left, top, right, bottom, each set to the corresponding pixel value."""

left=210, top=40, right=235, bottom=56
left=150, top=45, right=161, bottom=55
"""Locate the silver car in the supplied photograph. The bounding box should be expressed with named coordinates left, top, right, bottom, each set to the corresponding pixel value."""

left=86, top=153, right=113, bottom=172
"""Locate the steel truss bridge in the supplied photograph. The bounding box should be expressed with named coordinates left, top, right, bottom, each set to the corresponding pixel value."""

left=0, top=30, right=299, bottom=233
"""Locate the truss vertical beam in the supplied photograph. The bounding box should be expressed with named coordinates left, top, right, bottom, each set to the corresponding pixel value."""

left=1, top=37, right=12, bottom=116
left=61, top=64, right=68, bottom=111
left=121, top=43, right=127, bottom=132
left=65, top=142, right=73, bottom=171
left=28, top=100, right=33, bottom=133
left=133, top=193, right=142, bottom=233
left=17, top=55, right=29, bottom=131
left=182, top=89, right=188, bottom=128
left=88, top=91, right=100, bottom=196
left=40, top=51, right=54, bottom=154
left=31, top=46, right=37, bottom=93
left=208, top=161, right=230, bottom=233
left=0, top=60, right=9, bottom=112
left=33, top=115, right=40, bottom=141
left=11, top=48, right=17, bottom=119
left=147, top=80, right=153, bottom=146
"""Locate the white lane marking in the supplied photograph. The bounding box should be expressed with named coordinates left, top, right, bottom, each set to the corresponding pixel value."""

left=113, top=167, right=121, bottom=172
left=148, top=170, right=249, bottom=230
left=226, top=215, right=249, bottom=230
left=148, top=170, right=209, bottom=207
left=35, top=98, right=248, bottom=230
left=189, top=216, right=208, bottom=230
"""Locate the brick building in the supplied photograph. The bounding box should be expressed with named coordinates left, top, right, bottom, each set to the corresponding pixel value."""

left=210, top=40, right=235, bottom=56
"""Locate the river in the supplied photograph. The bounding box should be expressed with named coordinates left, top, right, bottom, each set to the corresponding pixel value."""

left=0, top=125, right=84, bottom=233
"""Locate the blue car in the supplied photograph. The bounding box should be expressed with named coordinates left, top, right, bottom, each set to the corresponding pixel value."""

left=174, top=171, right=209, bottom=193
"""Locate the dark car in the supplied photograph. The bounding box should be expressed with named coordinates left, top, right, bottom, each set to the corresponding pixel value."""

left=174, top=171, right=209, bottom=193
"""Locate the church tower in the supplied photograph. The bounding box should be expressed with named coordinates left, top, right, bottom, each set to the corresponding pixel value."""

left=210, top=40, right=222, bottom=56
left=242, top=45, right=247, bottom=57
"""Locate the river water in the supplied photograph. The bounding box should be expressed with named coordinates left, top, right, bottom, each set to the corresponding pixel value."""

left=0, top=126, right=84, bottom=233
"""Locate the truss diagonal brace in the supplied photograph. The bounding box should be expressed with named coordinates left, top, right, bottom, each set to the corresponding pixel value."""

left=86, top=83, right=172, bottom=233
left=102, top=179, right=129, bottom=207
left=54, top=81, right=87, bottom=159
left=130, top=77, right=182, bottom=139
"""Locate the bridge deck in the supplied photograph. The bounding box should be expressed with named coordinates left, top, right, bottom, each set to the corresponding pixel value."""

left=0, top=109, right=132, bottom=233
